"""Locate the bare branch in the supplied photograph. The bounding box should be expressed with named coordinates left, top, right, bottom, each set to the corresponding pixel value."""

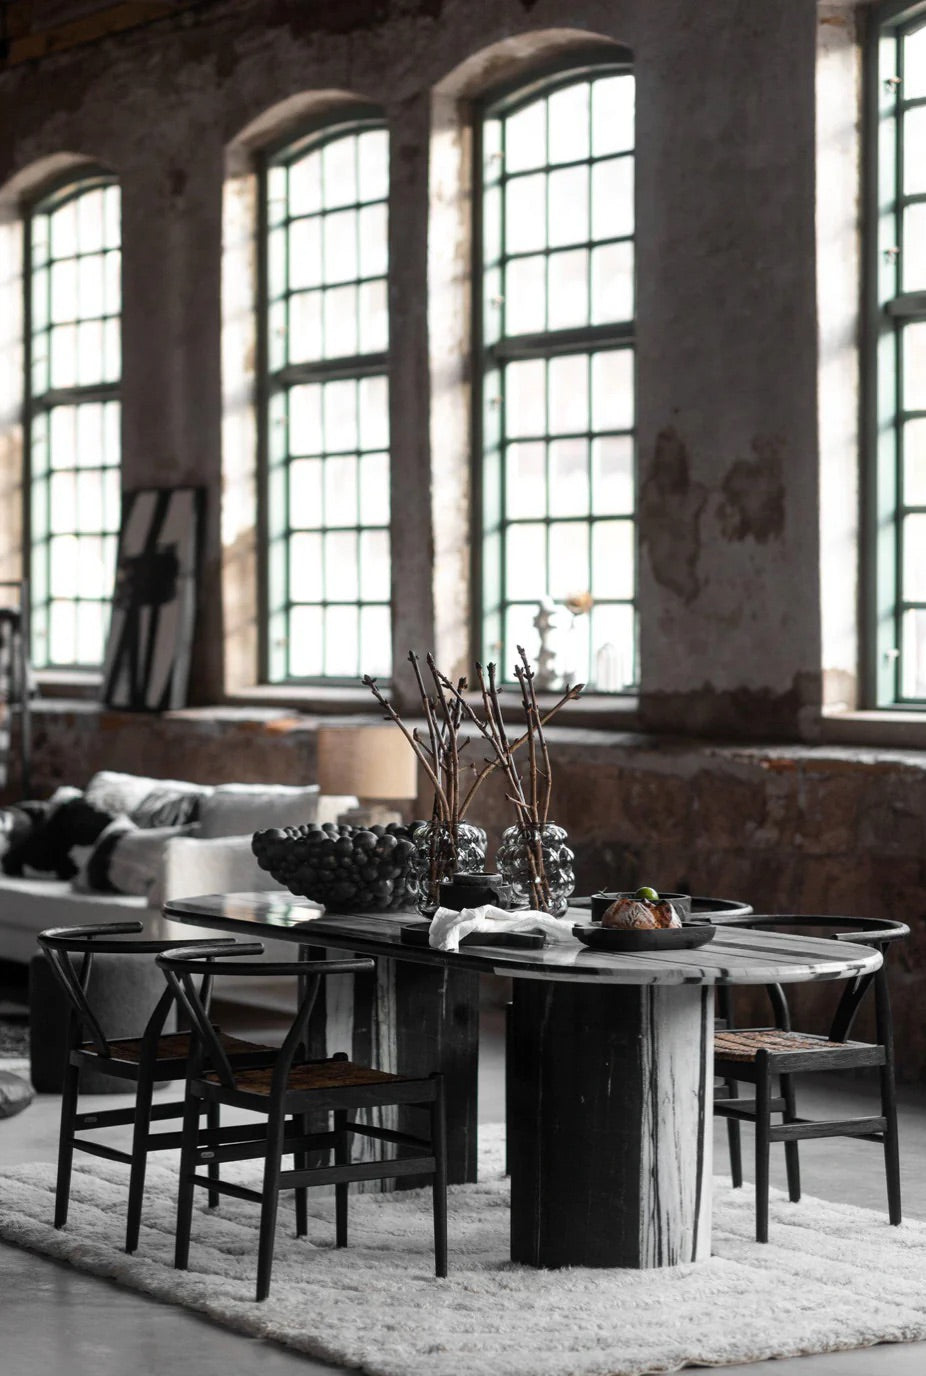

left=362, top=673, right=448, bottom=817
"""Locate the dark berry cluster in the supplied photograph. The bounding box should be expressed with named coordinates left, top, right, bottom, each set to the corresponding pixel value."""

left=251, top=821, right=417, bottom=912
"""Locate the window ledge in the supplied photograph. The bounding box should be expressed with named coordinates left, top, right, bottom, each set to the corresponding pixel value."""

left=34, top=670, right=102, bottom=700
left=224, top=684, right=641, bottom=728
left=819, top=708, right=926, bottom=750
left=223, top=684, right=381, bottom=715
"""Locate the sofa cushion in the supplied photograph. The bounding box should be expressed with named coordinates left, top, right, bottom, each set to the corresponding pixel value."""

left=162, top=833, right=285, bottom=902
left=130, top=784, right=212, bottom=829
left=0, top=801, right=52, bottom=876
left=1, top=789, right=117, bottom=880
left=197, top=784, right=320, bottom=838
left=78, top=819, right=195, bottom=902
left=84, top=771, right=207, bottom=819
left=0, top=876, right=149, bottom=964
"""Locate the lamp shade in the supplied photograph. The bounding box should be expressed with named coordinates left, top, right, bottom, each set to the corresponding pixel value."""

left=316, top=725, right=419, bottom=801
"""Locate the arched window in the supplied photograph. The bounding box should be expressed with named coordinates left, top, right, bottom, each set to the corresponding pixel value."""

left=26, top=174, right=121, bottom=668
left=476, top=60, right=635, bottom=690
left=260, top=116, right=391, bottom=683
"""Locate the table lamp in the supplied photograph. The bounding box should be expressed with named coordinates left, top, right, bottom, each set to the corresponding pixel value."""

left=316, top=724, right=419, bottom=827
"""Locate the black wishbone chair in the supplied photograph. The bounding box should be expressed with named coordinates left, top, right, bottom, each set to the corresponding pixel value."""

left=157, top=943, right=448, bottom=1302
left=38, top=923, right=275, bottom=1253
left=713, top=914, right=908, bottom=1242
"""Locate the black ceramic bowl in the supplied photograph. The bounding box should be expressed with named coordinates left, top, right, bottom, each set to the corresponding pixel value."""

left=574, top=923, right=715, bottom=951
left=688, top=896, right=753, bottom=923
left=252, top=821, right=416, bottom=912
left=589, top=891, right=692, bottom=923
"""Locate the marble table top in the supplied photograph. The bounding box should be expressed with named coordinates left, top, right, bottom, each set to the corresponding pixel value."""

left=164, top=893, right=883, bottom=988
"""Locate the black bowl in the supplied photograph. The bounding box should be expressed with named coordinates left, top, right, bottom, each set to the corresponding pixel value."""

left=574, top=923, right=715, bottom=952
left=688, top=896, right=753, bottom=923
left=589, top=891, right=692, bottom=923
left=252, top=821, right=416, bottom=913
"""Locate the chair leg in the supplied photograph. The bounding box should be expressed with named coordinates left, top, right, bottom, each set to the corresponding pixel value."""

left=256, top=1106, right=287, bottom=1302
left=504, top=1001, right=511, bottom=1177
left=880, top=1057, right=902, bottom=1225
left=174, top=1088, right=203, bottom=1272
left=724, top=1077, right=743, bottom=1188
left=206, top=1100, right=220, bottom=1209
left=755, top=1053, right=771, bottom=1243
left=54, top=1059, right=81, bottom=1230
left=294, top=1113, right=308, bottom=1238
left=125, top=1067, right=155, bottom=1252
left=334, top=1109, right=349, bottom=1248
left=780, top=1073, right=801, bottom=1204
left=430, top=1077, right=448, bottom=1279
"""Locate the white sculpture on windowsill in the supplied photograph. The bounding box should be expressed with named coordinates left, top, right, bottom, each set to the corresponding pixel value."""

left=533, top=596, right=580, bottom=691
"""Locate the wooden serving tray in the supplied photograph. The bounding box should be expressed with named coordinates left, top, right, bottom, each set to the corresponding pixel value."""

left=573, top=924, right=716, bottom=952
left=400, top=924, right=546, bottom=950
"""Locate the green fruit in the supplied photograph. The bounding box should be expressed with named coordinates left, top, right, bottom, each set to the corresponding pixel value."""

left=635, top=885, right=659, bottom=901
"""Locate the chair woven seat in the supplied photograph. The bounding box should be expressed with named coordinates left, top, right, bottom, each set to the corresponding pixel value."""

left=207, top=1058, right=405, bottom=1095
left=712, top=914, right=906, bottom=1245
left=38, top=922, right=261, bottom=1255
left=158, top=944, right=447, bottom=1300
left=90, top=1030, right=273, bottom=1064
left=715, top=1028, right=864, bottom=1061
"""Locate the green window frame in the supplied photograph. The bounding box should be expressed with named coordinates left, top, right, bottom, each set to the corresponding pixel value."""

left=866, top=3, right=926, bottom=704
left=475, top=56, right=637, bottom=691
left=259, top=115, right=392, bottom=685
left=25, top=174, right=121, bottom=670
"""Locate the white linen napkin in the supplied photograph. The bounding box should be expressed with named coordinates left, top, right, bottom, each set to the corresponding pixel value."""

left=428, top=903, right=578, bottom=952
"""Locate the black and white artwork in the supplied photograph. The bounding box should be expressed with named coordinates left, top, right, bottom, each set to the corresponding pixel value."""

left=101, top=487, right=204, bottom=712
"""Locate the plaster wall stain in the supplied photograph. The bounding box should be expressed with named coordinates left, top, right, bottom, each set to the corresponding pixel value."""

left=717, top=434, right=785, bottom=544
left=638, top=427, right=707, bottom=604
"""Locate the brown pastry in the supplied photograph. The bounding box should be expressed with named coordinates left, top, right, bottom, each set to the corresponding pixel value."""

left=601, top=895, right=681, bottom=930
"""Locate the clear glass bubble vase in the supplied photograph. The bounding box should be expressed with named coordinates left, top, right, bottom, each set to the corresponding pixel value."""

left=496, top=822, right=575, bottom=917
left=407, top=820, right=488, bottom=915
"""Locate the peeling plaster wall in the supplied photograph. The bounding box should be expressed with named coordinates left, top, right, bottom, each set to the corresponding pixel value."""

left=634, top=0, right=821, bottom=737
left=1, top=0, right=825, bottom=731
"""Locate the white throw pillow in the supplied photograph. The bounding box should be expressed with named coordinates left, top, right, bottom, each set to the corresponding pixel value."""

left=197, top=784, right=320, bottom=838
left=162, top=833, right=285, bottom=901
left=84, top=771, right=206, bottom=817
left=75, top=819, right=195, bottom=905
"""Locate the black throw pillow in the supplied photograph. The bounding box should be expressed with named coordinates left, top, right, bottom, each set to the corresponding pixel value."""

left=130, top=786, right=208, bottom=829
left=1, top=801, right=52, bottom=876
left=1, top=794, right=117, bottom=880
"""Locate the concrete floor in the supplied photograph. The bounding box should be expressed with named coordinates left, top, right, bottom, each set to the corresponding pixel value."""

left=2, top=1002, right=926, bottom=1376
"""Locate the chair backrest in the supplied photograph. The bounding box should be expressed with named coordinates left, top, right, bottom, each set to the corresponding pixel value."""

left=157, top=943, right=375, bottom=1092
left=719, top=914, right=909, bottom=1044
left=38, top=923, right=238, bottom=1058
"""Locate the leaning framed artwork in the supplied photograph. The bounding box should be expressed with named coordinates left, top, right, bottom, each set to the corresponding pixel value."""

left=100, top=487, right=204, bottom=712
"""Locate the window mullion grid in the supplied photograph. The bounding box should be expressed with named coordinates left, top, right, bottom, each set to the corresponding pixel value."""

left=896, top=24, right=918, bottom=701
left=893, top=44, right=901, bottom=703
left=353, top=136, right=362, bottom=369
left=484, top=71, right=638, bottom=691
left=585, top=337, right=594, bottom=662
left=22, top=210, right=35, bottom=648
left=267, top=127, right=392, bottom=685
left=894, top=23, right=926, bottom=700
left=27, top=183, right=122, bottom=672
left=497, top=115, right=509, bottom=665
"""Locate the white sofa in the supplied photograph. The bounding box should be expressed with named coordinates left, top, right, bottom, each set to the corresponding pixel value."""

left=0, top=776, right=356, bottom=965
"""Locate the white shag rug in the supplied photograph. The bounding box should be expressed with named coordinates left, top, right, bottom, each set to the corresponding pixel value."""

left=0, top=1126, right=924, bottom=1376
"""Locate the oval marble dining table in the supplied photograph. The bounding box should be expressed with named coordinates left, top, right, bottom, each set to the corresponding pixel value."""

left=163, top=894, right=882, bottom=1271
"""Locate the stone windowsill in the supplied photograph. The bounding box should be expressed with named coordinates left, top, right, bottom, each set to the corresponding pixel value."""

left=23, top=679, right=926, bottom=757
left=819, top=709, right=926, bottom=751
